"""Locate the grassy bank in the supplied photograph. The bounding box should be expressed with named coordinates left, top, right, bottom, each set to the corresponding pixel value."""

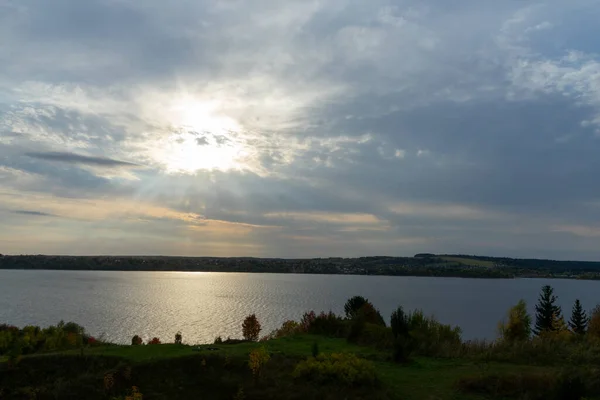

left=0, top=334, right=566, bottom=400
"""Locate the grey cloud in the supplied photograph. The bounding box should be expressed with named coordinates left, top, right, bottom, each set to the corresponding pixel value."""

left=11, top=210, right=58, bottom=217
left=195, top=137, right=209, bottom=146
left=25, top=151, right=139, bottom=167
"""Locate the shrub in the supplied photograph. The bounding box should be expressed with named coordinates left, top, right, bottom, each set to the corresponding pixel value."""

left=357, top=303, right=386, bottom=327
left=293, top=353, right=378, bottom=386
left=355, top=323, right=394, bottom=349
left=498, top=299, right=532, bottom=342
left=588, top=305, right=600, bottom=339
left=248, top=346, right=270, bottom=379
left=344, top=296, right=368, bottom=319
left=175, top=331, right=182, bottom=344
left=242, top=314, right=261, bottom=341
left=300, top=311, right=316, bottom=332
left=347, top=312, right=366, bottom=343
left=457, top=370, right=591, bottom=400
left=0, top=322, right=91, bottom=356
left=273, top=320, right=300, bottom=338
left=457, top=372, right=554, bottom=398
left=131, top=335, right=143, bottom=346
left=307, top=311, right=346, bottom=337
left=147, top=337, right=161, bottom=345
left=214, top=336, right=223, bottom=344
left=406, top=310, right=462, bottom=357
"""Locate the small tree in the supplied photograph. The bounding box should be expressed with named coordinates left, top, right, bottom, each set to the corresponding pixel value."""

left=131, top=335, right=143, bottom=346
left=242, top=314, right=261, bottom=341
left=533, top=285, right=562, bottom=335
left=587, top=305, right=600, bottom=339
left=175, top=331, right=182, bottom=344
left=498, top=299, right=531, bottom=342
left=344, top=296, right=368, bottom=319
left=390, top=306, right=409, bottom=339
left=568, top=299, right=588, bottom=335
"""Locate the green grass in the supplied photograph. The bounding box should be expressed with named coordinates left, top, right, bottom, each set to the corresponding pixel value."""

left=46, top=334, right=384, bottom=362
left=6, top=335, right=562, bottom=400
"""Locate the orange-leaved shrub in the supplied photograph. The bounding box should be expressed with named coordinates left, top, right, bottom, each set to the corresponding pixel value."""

left=147, top=337, right=161, bottom=345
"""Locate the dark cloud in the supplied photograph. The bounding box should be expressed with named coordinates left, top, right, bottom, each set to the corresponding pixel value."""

left=25, top=151, right=139, bottom=167
left=11, top=210, right=58, bottom=217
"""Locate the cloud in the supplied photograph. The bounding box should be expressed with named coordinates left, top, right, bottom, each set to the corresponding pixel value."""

left=11, top=210, right=58, bottom=217
left=25, top=152, right=140, bottom=168
left=1, top=0, right=600, bottom=259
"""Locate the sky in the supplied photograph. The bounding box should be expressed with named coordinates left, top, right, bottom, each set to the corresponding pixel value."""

left=1, top=0, right=600, bottom=259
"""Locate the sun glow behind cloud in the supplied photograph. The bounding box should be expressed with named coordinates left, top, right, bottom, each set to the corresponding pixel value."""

left=152, top=97, right=248, bottom=173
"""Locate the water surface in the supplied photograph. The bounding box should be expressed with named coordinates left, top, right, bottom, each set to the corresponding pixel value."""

left=1, top=270, right=599, bottom=344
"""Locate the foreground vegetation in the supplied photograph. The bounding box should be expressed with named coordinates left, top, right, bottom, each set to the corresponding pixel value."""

left=2, top=285, right=600, bottom=399
left=3, top=253, right=600, bottom=279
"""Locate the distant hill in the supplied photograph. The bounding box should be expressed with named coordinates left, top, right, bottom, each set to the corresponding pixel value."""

left=1, top=253, right=600, bottom=279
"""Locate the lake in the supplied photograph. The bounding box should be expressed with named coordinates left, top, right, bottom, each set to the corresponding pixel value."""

left=1, top=270, right=599, bottom=344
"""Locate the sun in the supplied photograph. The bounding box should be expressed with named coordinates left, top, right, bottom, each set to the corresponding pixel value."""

left=156, top=98, right=247, bottom=173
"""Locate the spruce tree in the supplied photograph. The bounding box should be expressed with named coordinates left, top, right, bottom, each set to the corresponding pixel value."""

left=533, top=285, right=562, bottom=335
left=568, top=299, right=588, bottom=334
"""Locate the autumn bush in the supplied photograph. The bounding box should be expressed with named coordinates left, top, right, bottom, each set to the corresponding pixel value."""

left=498, top=300, right=532, bottom=342
left=293, top=353, right=378, bottom=386
left=248, top=346, right=270, bottom=379
left=147, top=337, right=161, bottom=345
left=242, top=314, right=261, bottom=341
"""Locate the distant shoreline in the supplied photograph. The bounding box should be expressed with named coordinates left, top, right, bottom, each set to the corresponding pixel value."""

left=2, top=254, right=600, bottom=280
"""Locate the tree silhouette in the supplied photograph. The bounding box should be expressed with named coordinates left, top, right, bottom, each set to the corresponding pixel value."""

left=344, top=296, right=368, bottom=319
left=568, top=299, right=588, bottom=335
left=533, top=285, right=562, bottom=335
left=390, top=306, right=409, bottom=339
left=242, top=314, right=261, bottom=341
